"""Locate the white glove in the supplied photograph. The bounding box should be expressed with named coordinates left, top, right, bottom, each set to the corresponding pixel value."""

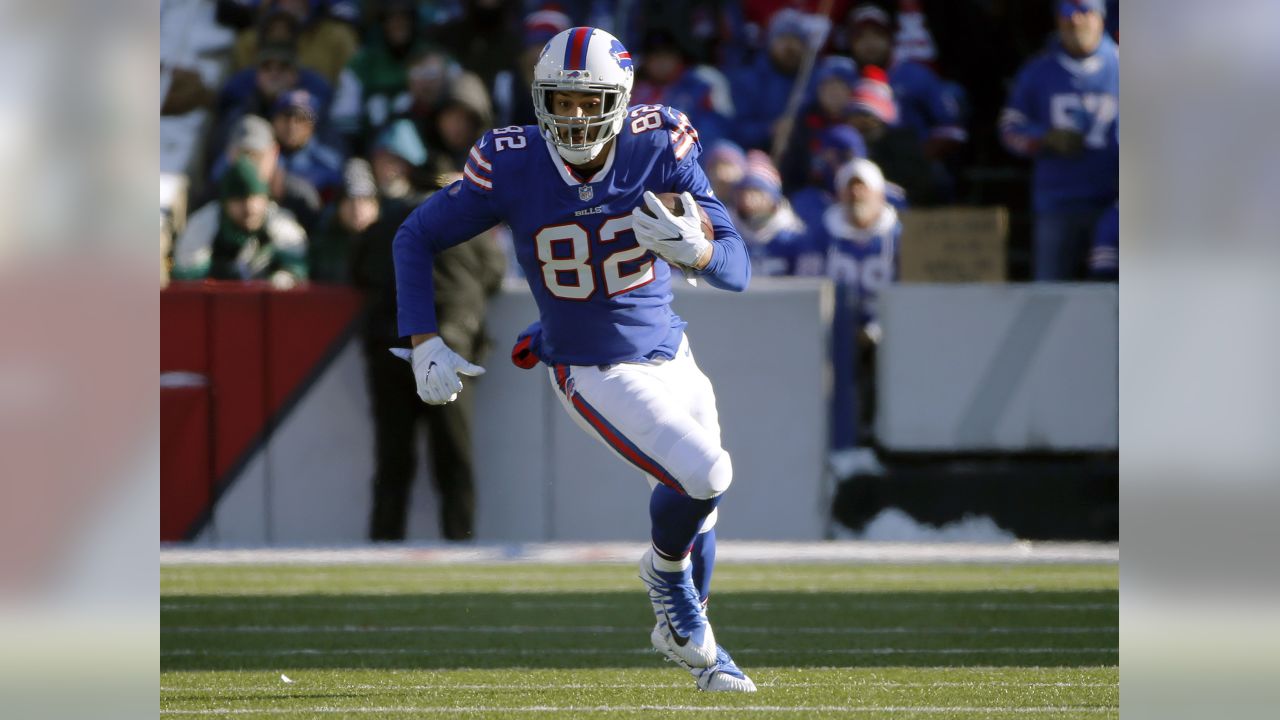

left=630, top=191, right=711, bottom=268
left=391, top=337, right=485, bottom=405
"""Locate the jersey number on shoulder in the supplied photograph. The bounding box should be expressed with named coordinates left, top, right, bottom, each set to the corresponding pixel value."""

left=629, top=105, right=698, bottom=161
left=493, top=125, right=527, bottom=152
left=534, top=218, right=654, bottom=301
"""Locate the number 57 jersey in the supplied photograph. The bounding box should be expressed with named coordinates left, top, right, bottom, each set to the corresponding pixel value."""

left=392, top=105, right=750, bottom=366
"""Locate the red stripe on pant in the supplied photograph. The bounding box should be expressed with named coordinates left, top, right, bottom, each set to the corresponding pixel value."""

left=555, top=363, right=684, bottom=494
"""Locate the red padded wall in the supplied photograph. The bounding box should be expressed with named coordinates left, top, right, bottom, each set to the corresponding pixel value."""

left=160, top=386, right=210, bottom=540
left=161, top=282, right=362, bottom=540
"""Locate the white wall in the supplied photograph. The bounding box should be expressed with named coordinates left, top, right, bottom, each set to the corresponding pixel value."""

left=877, top=283, right=1118, bottom=451
left=199, top=279, right=835, bottom=544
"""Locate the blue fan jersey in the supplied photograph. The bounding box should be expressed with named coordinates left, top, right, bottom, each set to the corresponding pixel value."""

left=810, top=203, right=902, bottom=329
left=1000, top=35, right=1120, bottom=213
left=393, top=105, right=751, bottom=365
left=890, top=61, right=969, bottom=145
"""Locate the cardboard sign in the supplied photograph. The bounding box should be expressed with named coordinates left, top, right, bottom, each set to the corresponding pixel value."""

left=899, top=206, right=1008, bottom=282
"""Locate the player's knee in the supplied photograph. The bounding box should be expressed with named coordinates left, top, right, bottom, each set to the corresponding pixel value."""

left=687, top=450, right=732, bottom=499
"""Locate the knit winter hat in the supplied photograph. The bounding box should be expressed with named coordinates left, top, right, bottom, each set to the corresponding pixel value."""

left=739, top=150, right=783, bottom=200
left=834, top=157, right=885, bottom=197
left=220, top=156, right=269, bottom=199
left=523, top=9, right=571, bottom=47
left=814, top=55, right=859, bottom=88
left=373, top=119, right=428, bottom=167
left=272, top=88, right=319, bottom=121
left=342, top=158, right=378, bottom=199
left=1059, top=0, right=1106, bottom=19
left=849, top=66, right=898, bottom=124
left=231, top=114, right=275, bottom=153
left=849, top=3, right=892, bottom=32
left=705, top=139, right=747, bottom=171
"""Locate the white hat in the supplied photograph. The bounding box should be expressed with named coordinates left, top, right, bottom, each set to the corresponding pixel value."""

left=834, top=158, right=885, bottom=196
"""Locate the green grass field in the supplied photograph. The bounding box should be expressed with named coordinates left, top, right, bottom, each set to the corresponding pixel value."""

left=161, top=561, right=1118, bottom=718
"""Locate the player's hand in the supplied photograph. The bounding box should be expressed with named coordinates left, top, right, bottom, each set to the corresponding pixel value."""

left=1042, top=128, right=1084, bottom=157
left=631, top=191, right=711, bottom=268
left=394, top=336, right=485, bottom=405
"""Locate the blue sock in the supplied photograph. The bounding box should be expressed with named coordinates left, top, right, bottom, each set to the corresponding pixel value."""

left=691, top=528, right=716, bottom=604
left=649, top=484, right=720, bottom=562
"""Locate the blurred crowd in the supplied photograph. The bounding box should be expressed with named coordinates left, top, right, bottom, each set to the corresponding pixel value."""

left=161, top=0, right=1119, bottom=290
left=159, top=0, right=1120, bottom=532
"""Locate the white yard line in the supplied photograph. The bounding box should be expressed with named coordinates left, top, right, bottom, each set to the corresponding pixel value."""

left=161, top=681, right=1118, bottom=692
left=162, top=624, right=1115, bottom=635
left=159, top=705, right=1117, bottom=715
left=161, top=541, right=1118, bottom=566
left=162, top=646, right=1118, bottom=658
left=162, top=599, right=1118, bottom=612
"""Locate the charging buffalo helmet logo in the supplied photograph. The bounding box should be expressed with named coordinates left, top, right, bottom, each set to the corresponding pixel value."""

left=609, top=39, right=633, bottom=72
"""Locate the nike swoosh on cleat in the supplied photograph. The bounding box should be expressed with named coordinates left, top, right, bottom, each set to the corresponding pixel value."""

left=661, top=607, right=690, bottom=647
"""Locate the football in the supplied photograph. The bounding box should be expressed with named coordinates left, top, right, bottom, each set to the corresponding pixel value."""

left=640, top=192, right=715, bottom=241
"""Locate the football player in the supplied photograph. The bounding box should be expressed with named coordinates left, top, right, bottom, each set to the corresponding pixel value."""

left=391, top=27, right=755, bottom=692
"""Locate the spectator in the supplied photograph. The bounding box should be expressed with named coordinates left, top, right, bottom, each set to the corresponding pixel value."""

left=631, top=27, right=734, bottom=150
left=780, top=55, right=860, bottom=190
left=211, top=39, right=333, bottom=166
left=848, top=66, right=936, bottom=204
left=892, top=0, right=938, bottom=66
left=232, top=1, right=359, bottom=84
left=789, top=124, right=867, bottom=231
left=815, top=158, right=901, bottom=334
left=402, top=48, right=464, bottom=141
left=309, top=158, right=380, bottom=283
left=847, top=3, right=967, bottom=161
left=428, top=0, right=521, bottom=94
left=1089, top=203, right=1118, bottom=280
left=1000, top=0, right=1118, bottom=280
left=423, top=72, right=492, bottom=176
left=732, top=151, right=818, bottom=277
left=370, top=119, right=431, bottom=205
left=729, top=9, right=815, bottom=151
left=331, top=0, right=432, bottom=153
left=702, top=139, right=748, bottom=204
left=271, top=89, right=346, bottom=201
left=171, top=156, right=308, bottom=287
left=210, top=114, right=324, bottom=232
left=812, top=158, right=901, bottom=445
left=496, top=9, right=572, bottom=127
left=351, top=176, right=507, bottom=542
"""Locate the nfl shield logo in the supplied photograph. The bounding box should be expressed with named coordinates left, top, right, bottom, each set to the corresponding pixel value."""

left=579, top=185, right=593, bottom=202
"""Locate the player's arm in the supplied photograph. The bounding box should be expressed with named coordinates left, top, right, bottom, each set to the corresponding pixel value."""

left=392, top=137, right=502, bottom=403
left=666, top=142, right=751, bottom=292
left=998, top=65, right=1048, bottom=157
left=394, top=140, right=501, bottom=340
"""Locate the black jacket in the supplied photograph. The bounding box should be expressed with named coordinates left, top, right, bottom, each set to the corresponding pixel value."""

left=350, top=194, right=506, bottom=362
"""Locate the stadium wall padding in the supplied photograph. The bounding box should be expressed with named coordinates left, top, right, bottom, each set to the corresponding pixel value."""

left=877, top=284, right=1119, bottom=451
left=165, top=279, right=835, bottom=544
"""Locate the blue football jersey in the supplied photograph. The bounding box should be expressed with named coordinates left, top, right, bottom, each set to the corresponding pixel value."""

left=393, top=105, right=751, bottom=365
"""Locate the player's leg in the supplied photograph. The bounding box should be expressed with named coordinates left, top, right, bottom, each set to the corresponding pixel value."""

left=664, top=338, right=755, bottom=692
left=679, top=341, right=723, bottom=605
left=548, top=361, right=728, bottom=668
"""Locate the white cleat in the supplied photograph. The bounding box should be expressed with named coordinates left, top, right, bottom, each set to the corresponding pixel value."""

left=651, top=623, right=757, bottom=692
left=638, top=548, right=717, bottom=668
